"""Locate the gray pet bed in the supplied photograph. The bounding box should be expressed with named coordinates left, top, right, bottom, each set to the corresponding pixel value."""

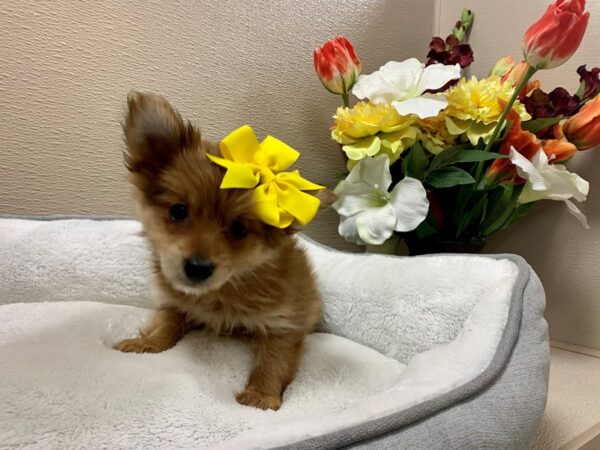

left=0, top=219, right=549, bottom=449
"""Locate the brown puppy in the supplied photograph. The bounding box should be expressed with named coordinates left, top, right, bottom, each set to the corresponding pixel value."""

left=115, top=92, right=322, bottom=411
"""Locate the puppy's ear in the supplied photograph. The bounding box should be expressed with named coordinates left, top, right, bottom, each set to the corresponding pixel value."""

left=122, top=91, right=200, bottom=175
left=314, top=189, right=337, bottom=210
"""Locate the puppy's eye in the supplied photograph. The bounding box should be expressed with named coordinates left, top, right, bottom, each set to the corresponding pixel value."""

left=230, top=220, right=248, bottom=240
left=169, top=203, right=188, bottom=222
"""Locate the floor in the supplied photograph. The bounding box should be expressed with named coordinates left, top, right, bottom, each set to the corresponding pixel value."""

left=533, top=346, right=600, bottom=449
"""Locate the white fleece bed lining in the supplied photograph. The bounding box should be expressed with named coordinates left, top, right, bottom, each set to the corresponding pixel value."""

left=0, top=219, right=519, bottom=450
left=220, top=258, right=516, bottom=449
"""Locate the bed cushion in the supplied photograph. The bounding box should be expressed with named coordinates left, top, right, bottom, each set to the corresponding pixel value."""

left=0, top=219, right=549, bottom=449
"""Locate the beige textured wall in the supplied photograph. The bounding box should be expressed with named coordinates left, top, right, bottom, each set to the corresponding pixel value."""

left=437, top=0, right=600, bottom=350
left=0, top=0, right=435, bottom=251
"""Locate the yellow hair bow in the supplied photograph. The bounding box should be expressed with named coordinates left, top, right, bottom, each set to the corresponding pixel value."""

left=207, top=125, right=325, bottom=228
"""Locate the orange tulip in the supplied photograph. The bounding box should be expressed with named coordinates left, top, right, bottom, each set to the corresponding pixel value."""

left=490, top=55, right=515, bottom=78
left=485, top=106, right=541, bottom=185
left=563, top=94, right=600, bottom=150
left=502, top=61, right=528, bottom=86
left=501, top=61, right=539, bottom=97
left=523, top=0, right=590, bottom=69
left=543, top=139, right=577, bottom=162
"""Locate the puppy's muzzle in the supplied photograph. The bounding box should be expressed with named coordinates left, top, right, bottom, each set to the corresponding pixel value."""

left=183, top=257, right=215, bottom=283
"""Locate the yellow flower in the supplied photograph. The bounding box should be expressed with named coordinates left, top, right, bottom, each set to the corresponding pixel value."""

left=345, top=125, right=420, bottom=170
left=444, top=76, right=531, bottom=145
left=417, top=113, right=457, bottom=155
left=331, top=102, right=414, bottom=144
left=332, top=101, right=420, bottom=169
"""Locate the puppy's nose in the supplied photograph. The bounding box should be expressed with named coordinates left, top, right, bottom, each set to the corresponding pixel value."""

left=183, top=257, right=215, bottom=282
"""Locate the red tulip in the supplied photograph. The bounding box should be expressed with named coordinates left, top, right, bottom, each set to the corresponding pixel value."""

left=314, top=36, right=362, bottom=95
left=426, top=191, right=443, bottom=228
left=522, top=0, right=590, bottom=69
left=563, top=94, right=600, bottom=149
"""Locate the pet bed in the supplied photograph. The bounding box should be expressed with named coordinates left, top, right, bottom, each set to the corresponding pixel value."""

left=0, top=218, right=549, bottom=449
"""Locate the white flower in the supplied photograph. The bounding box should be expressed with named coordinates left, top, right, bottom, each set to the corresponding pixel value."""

left=509, top=147, right=590, bottom=229
left=352, top=58, right=461, bottom=119
left=333, top=154, right=429, bottom=245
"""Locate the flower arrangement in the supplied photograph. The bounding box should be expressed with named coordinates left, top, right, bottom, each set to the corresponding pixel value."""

left=314, top=0, right=599, bottom=254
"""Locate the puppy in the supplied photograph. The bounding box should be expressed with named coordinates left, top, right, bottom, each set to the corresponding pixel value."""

left=115, top=92, right=323, bottom=411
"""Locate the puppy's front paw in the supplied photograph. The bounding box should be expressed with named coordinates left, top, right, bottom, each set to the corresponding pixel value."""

left=114, top=337, right=170, bottom=354
left=236, top=388, right=282, bottom=411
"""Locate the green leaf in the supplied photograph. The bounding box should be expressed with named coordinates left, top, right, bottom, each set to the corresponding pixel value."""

left=482, top=184, right=517, bottom=236
left=452, top=150, right=508, bottom=163
left=452, top=184, right=474, bottom=222
left=500, top=202, right=536, bottom=231
left=457, top=194, right=488, bottom=237
left=426, top=167, right=475, bottom=188
left=521, top=117, right=563, bottom=133
left=428, top=144, right=471, bottom=171
left=429, top=147, right=507, bottom=172
left=415, top=221, right=439, bottom=239
left=402, top=141, right=430, bottom=180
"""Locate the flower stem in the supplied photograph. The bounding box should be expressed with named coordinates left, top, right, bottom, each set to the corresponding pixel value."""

left=342, top=92, right=350, bottom=108
left=485, top=65, right=536, bottom=152
left=473, top=65, right=537, bottom=184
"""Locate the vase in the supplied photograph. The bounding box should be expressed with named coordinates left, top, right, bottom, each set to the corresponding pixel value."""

left=365, top=235, right=400, bottom=255
left=404, top=235, right=486, bottom=256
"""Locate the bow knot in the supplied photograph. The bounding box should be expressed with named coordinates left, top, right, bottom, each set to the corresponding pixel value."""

left=207, top=126, right=324, bottom=228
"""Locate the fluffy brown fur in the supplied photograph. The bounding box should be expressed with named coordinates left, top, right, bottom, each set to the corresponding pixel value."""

left=115, top=91, right=323, bottom=410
